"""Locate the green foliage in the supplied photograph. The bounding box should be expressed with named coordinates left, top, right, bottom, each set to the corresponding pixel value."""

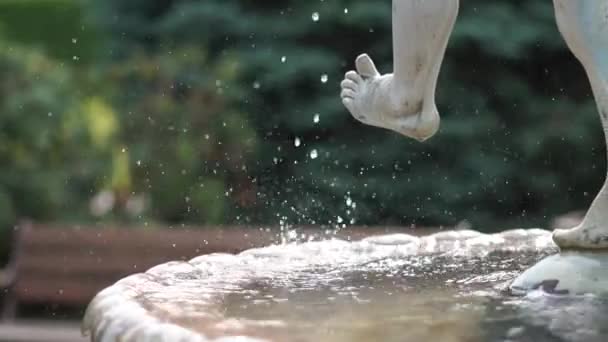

left=0, top=0, right=99, bottom=62
left=0, top=0, right=600, bottom=232
left=0, top=43, right=105, bottom=228
left=86, top=0, right=606, bottom=230
left=92, top=49, right=258, bottom=223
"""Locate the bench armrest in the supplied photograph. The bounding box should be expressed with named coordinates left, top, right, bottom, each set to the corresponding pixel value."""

left=0, top=221, right=30, bottom=290
left=0, top=268, right=16, bottom=289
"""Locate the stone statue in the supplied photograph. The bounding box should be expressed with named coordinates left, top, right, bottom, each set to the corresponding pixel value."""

left=342, top=0, right=608, bottom=253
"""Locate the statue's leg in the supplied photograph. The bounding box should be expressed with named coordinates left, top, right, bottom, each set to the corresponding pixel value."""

left=551, top=0, right=608, bottom=249
left=340, top=0, right=459, bottom=141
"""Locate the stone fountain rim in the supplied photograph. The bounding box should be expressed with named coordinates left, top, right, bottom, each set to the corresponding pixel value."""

left=82, top=228, right=555, bottom=342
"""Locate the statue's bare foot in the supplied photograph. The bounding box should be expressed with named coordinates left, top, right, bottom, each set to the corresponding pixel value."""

left=340, top=54, right=440, bottom=142
left=553, top=223, right=608, bottom=250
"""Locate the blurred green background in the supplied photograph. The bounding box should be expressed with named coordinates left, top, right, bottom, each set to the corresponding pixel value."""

left=0, top=0, right=603, bottom=242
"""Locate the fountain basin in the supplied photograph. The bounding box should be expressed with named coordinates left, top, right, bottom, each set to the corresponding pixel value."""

left=82, top=229, right=608, bottom=342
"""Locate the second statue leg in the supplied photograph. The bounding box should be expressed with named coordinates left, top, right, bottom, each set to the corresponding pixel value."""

left=551, top=0, right=608, bottom=250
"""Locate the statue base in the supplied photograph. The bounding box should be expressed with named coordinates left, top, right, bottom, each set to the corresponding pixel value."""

left=510, top=252, right=608, bottom=296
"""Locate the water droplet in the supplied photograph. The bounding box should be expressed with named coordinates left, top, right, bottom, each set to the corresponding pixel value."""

left=321, top=74, right=328, bottom=83
left=312, top=12, right=320, bottom=22
left=281, top=56, right=287, bottom=63
left=294, top=137, right=301, bottom=147
left=313, top=114, right=320, bottom=124
left=310, top=149, right=318, bottom=159
left=253, top=81, right=261, bottom=89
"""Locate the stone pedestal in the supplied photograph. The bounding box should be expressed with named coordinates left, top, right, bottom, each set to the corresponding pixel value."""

left=511, top=252, right=608, bottom=295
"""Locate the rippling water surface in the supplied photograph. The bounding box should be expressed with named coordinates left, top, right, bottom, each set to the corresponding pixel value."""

left=84, top=229, right=608, bottom=342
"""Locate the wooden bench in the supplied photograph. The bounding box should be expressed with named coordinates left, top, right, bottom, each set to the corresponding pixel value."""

left=0, top=222, right=278, bottom=320
left=0, top=222, right=428, bottom=320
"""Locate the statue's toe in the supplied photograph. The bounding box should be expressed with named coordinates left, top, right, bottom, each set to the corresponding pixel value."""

left=552, top=228, right=577, bottom=249
left=355, top=54, right=379, bottom=78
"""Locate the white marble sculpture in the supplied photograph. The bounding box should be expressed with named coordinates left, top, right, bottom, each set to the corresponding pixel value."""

left=342, top=0, right=608, bottom=254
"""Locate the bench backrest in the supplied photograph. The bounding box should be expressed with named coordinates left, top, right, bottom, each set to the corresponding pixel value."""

left=4, top=223, right=427, bottom=311
left=11, top=223, right=276, bottom=306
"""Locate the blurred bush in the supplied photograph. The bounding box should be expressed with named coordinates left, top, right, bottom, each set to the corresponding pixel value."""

left=0, top=42, right=105, bottom=230
left=86, top=0, right=604, bottom=230
left=0, top=0, right=259, bottom=231
left=91, top=49, right=258, bottom=223
left=0, top=0, right=99, bottom=62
